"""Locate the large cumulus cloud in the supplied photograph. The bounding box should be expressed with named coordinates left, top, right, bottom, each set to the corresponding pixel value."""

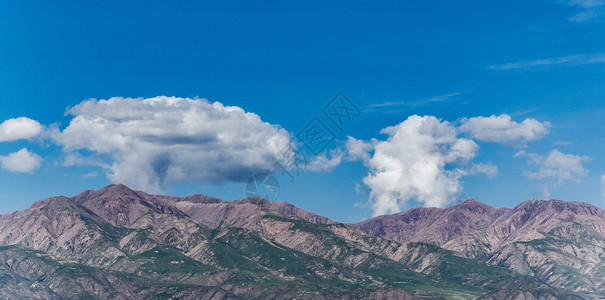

left=52, top=96, right=292, bottom=193
left=348, top=115, right=479, bottom=216
left=347, top=114, right=553, bottom=216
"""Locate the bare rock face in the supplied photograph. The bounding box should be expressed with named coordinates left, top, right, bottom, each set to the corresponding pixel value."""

left=354, top=199, right=509, bottom=247
left=0, top=195, right=127, bottom=267
left=72, top=184, right=185, bottom=227
left=166, top=194, right=334, bottom=229
left=0, top=185, right=597, bottom=299
left=354, top=198, right=605, bottom=295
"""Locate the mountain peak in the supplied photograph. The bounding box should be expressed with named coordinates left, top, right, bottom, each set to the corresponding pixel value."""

left=458, top=198, right=483, bottom=206
left=461, top=198, right=480, bottom=204
left=514, top=198, right=602, bottom=216
left=74, top=184, right=141, bottom=204
left=454, top=198, right=493, bottom=211
left=100, top=183, right=138, bottom=195
left=70, top=184, right=164, bottom=227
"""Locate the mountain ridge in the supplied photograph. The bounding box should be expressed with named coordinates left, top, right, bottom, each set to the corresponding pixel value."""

left=0, top=184, right=599, bottom=299
left=354, top=197, right=605, bottom=295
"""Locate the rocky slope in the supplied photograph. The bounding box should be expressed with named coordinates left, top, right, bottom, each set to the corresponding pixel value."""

left=354, top=198, right=605, bottom=296
left=0, top=185, right=592, bottom=299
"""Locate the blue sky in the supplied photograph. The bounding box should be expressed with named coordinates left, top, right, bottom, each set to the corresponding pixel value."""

left=0, top=0, right=604, bottom=222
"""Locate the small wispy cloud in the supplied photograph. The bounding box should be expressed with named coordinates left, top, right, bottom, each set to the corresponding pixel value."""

left=367, top=101, right=406, bottom=109
left=516, top=149, right=590, bottom=200
left=567, top=0, right=605, bottom=22
left=488, top=52, right=605, bottom=70
left=82, top=171, right=98, bottom=178
left=515, top=149, right=590, bottom=184
left=365, top=92, right=462, bottom=113
left=568, top=0, right=604, bottom=8
left=467, top=162, right=498, bottom=178
left=553, top=140, right=571, bottom=146
left=415, top=92, right=463, bottom=106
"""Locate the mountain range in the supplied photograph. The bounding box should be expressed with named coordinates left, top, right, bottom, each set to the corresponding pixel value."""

left=0, top=184, right=603, bottom=299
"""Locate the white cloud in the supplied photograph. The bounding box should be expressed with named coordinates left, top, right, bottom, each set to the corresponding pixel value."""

left=566, top=0, right=605, bottom=22
left=468, top=163, right=498, bottom=178
left=568, top=0, right=605, bottom=8
left=364, top=92, right=462, bottom=113
left=516, top=149, right=590, bottom=184
left=0, top=117, right=43, bottom=143
left=354, top=182, right=370, bottom=195
left=82, top=171, right=98, bottom=178
left=305, top=148, right=344, bottom=172
left=348, top=115, right=478, bottom=216
left=52, top=96, right=292, bottom=193
left=488, top=52, right=605, bottom=70
left=543, top=183, right=551, bottom=200
left=458, top=114, right=550, bottom=146
left=60, top=152, right=110, bottom=169
left=553, top=140, right=571, bottom=146
left=569, top=9, right=605, bottom=21
left=0, top=148, right=42, bottom=173
left=345, top=136, right=374, bottom=162
left=348, top=113, right=552, bottom=215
